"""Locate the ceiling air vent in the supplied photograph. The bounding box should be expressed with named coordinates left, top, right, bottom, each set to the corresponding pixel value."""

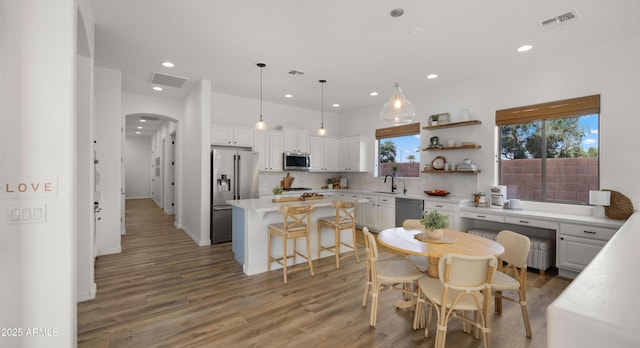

left=288, top=70, right=305, bottom=77
left=150, top=72, right=187, bottom=88
left=539, top=10, right=580, bottom=31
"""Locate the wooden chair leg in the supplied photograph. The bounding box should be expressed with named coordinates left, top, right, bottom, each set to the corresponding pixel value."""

left=495, top=290, right=503, bottom=314
left=317, top=224, right=322, bottom=259
left=520, top=288, right=532, bottom=337
left=370, top=283, right=379, bottom=327
left=267, top=232, right=272, bottom=271
left=362, top=280, right=371, bottom=307
left=335, top=227, right=340, bottom=269
left=352, top=226, right=360, bottom=263
left=305, top=234, right=314, bottom=277
left=282, top=235, right=288, bottom=284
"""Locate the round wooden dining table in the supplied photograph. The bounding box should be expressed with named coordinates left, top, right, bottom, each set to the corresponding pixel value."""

left=377, top=227, right=505, bottom=278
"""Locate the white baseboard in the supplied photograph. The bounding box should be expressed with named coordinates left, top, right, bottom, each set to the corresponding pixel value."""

left=77, top=282, right=97, bottom=302
left=181, top=226, right=210, bottom=246
left=96, top=246, right=122, bottom=256
left=125, top=196, right=152, bottom=200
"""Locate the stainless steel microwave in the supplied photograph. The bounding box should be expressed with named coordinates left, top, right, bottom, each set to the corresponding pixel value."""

left=283, top=152, right=311, bottom=171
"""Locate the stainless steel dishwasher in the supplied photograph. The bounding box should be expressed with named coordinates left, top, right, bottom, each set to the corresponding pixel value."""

left=395, top=197, right=424, bottom=226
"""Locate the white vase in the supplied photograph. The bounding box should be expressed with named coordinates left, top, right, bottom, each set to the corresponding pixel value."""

left=426, top=228, right=443, bottom=240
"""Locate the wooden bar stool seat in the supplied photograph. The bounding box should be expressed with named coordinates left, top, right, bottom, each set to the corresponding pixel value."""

left=317, top=200, right=360, bottom=269
left=268, top=204, right=314, bottom=284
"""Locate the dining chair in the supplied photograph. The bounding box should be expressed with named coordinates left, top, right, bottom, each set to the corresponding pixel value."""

left=267, top=204, right=314, bottom=284
left=361, top=226, right=423, bottom=327
left=317, top=200, right=360, bottom=269
left=413, top=253, right=497, bottom=348
left=493, top=230, right=532, bottom=337
left=402, top=219, right=430, bottom=273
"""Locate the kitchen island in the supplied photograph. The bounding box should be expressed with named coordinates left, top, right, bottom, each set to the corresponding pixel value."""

left=228, top=194, right=368, bottom=276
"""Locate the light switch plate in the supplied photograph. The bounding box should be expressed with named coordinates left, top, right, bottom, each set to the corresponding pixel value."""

left=7, top=204, right=46, bottom=224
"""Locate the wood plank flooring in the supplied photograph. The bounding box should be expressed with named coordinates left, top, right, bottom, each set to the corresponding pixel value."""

left=77, top=198, right=571, bottom=347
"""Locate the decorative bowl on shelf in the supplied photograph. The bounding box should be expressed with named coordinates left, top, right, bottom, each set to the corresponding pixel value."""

left=424, top=190, right=450, bottom=196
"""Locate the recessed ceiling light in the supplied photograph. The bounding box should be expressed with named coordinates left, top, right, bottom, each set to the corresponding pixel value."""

left=427, top=74, right=438, bottom=79
left=137, top=126, right=143, bottom=129
left=332, top=104, right=340, bottom=108
left=370, top=92, right=379, bottom=96
left=161, top=61, right=174, bottom=68
left=135, top=131, right=141, bottom=135
left=153, top=86, right=163, bottom=91
left=517, top=44, right=533, bottom=52
left=284, top=94, right=293, bottom=98
left=139, top=119, right=147, bottom=123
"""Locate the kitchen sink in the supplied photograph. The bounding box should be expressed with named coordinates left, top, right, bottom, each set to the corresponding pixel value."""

left=372, top=191, right=402, bottom=194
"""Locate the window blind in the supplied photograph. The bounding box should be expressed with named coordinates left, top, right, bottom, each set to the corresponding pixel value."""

left=496, top=95, right=600, bottom=126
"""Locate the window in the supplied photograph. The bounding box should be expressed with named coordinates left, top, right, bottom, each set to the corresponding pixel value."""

left=375, top=123, right=421, bottom=178
left=497, top=95, right=600, bottom=204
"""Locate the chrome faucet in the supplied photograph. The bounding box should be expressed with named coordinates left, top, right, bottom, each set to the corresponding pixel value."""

left=384, top=174, right=396, bottom=192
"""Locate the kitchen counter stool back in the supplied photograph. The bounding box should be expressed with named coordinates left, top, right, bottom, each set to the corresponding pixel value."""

left=317, top=200, right=360, bottom=269
left=268, top=204, right=315, bottom=284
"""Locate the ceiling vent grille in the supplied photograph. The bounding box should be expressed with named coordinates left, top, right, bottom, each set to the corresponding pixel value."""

left=150, top=72, right=187, bottom=88
left=539, top=10, right=580, bottom=31
left=288, top=70, right=305, bottom=77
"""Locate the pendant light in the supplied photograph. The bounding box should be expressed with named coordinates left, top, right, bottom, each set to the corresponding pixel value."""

left=318, top=79, right=327, bottom=136
left=379, top=8, right=416, bottom=125
left=255, top=62, right=267, bottom=131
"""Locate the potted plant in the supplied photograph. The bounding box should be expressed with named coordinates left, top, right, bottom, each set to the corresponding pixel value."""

left=327, top=178, right=334, bottom=189
left=421, top=210, right=449, bottom=240
left=430, top=114, right=439, bottom=126
left=272, top=185, right=283, bottom=195
left=392, top=165, right=398, bottom=175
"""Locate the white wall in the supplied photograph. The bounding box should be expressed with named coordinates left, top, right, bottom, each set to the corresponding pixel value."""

left=182, top=81, right=212, bottom=245
left=338, top=35, right=640, bottom=211
left=0, top=0, right=80, bottom=345
left=125, top=136, right=152, bottom=199
left=76, top=53, right=96, bottom=301
left=94, top=66, right=122, bottom=255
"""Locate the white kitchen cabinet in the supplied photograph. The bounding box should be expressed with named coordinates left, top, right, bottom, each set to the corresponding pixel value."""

left=280, top=127, right=310, bottom=153
left=211, top=124, right=253, bottom=147
left=376, top=196, right=395, bottom=231
left=254, top=131, right=284, bottom=172
left=338, top=135, right=369, bottom=172
left=310, top=136, right=339, bottom=172
left=423, top=199, right=460, bottom=231
left=356, top=194, right=395, bottom=231
left=557, top=222, right=618, bottom=276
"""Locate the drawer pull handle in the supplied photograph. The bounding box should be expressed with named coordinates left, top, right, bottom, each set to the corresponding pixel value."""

left=436, top=205, right=443, bottom=208
left=519, top=220, right=529, bottom=224
left=477, top=215, right=486, bottom=218
left=583, top=230, right=597, bottom=234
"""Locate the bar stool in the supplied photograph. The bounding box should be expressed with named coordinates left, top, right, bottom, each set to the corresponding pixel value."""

left=267, top=204, right=314, bottom=284
left=317, top=200, right=360, bottom=269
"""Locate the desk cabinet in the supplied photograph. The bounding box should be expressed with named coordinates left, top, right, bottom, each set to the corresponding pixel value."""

left=557, top=223, right=618, bottom=276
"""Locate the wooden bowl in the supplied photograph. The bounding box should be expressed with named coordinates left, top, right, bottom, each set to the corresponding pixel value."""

left=424, top=190, right=450, bottom=196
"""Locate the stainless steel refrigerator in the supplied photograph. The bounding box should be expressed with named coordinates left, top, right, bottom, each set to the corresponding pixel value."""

left=211, top=148, right=259, bottom=244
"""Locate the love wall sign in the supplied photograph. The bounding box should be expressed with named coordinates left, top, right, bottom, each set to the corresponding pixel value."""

left=0, top=177, right=58, bottom=198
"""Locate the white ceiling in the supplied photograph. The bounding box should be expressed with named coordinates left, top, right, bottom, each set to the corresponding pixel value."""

left=93, top=0, right=640, bottom=115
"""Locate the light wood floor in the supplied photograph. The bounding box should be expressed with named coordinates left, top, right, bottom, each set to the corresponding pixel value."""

left=78, top=198, right=571, bottom=347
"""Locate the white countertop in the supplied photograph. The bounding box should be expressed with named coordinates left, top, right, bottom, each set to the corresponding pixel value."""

left=547, top=211, right=640, bottom=347
left=460, top=205, right=625, bottom=229
left=227, top=193, right=368, bottom=216
left=259, top=188, right=473, bottom=204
